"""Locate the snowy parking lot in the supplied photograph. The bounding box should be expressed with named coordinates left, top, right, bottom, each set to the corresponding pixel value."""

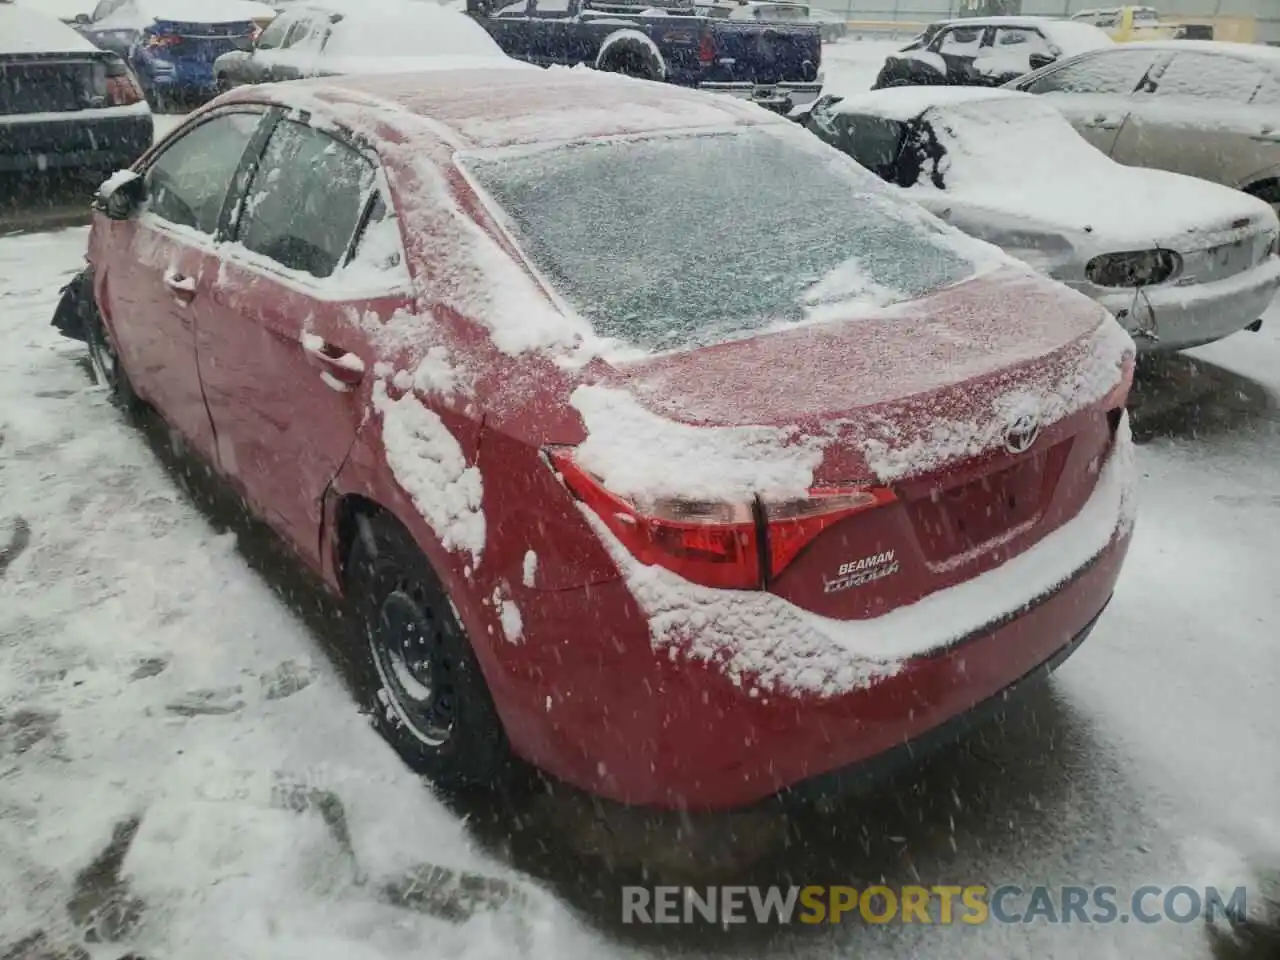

left=2, top=36, right=1279, bottom=960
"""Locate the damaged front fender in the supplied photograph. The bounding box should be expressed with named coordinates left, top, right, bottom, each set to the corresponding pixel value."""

left=50, top=265, right=95, bottom=344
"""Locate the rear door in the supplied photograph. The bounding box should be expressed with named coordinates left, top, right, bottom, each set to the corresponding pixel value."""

left=930, top=23, right=986, bottom=83
left=194, top=114, right=411, bottom=567
left=1018, top=47, right=1165, bottom=154
left=1110, top=50, right=1279, bottom=188
left=94, top=108, right=266, bottom=464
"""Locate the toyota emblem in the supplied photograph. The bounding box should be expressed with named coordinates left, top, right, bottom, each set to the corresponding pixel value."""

left=1004, top=413, right=1041, bottom=454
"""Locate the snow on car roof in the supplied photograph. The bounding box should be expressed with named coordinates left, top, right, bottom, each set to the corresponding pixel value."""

left=829, top=85, right=1025, bottom=122
left=0, top=1, right=98, bottom=52
left=1119, top=38, right=1280, bottom=64
left=927, top=15, right=1112, bottom=54
left=230, top=66, right=786, bottom=149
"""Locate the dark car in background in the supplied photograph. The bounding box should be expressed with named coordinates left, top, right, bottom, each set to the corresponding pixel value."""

left=873, top=15, right=1111, bottom=89
left=1, top=1, right=152, bottom=177
left=71, top=0, right=275, bottom=107
left=467, top=0, right=823, bottom=114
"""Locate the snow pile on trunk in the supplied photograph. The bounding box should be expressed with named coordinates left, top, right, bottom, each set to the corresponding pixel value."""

left=570, top=384, right=826, bottom=502
left=372, top=380, right=485, bottom=560
left=581, top=416, right=1137, bottom=697
left=858, top=317, right=1133, bottom=482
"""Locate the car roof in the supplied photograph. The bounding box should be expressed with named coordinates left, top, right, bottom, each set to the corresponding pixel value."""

left=225, top=68, right=788, bottom=150
left=1118, top=39, right=1280, bottom=64
left=829, top=85, right=1028, bottom=122
left=0, top=1, right=98, bottom=53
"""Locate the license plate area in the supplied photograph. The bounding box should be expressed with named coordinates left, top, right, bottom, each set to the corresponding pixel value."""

left=907, top=445, right=1067, bottom=569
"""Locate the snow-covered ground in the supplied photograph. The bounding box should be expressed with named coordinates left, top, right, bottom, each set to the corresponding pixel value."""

left=1, top=43, right=1277, bottom=958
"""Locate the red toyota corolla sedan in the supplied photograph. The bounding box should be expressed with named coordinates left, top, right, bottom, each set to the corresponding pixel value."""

left=75, top=67, right=1137, bottom=810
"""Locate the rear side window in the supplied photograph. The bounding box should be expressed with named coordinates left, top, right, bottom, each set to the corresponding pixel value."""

left=235, top=120, right=375, bottom=279
left=143, top=112, right=262, bottom=235
left=1147, top=52, right=1267, bottom=104
left=1023, top=48, right=1158, bottom=94
left=936, top=27, right=983, bottom=55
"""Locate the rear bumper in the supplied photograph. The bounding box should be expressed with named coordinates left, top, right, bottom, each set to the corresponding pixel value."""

left=697, top=80, right=825, bottom=113
left=499, top=422, right=1137, bottom=810
left=1094, top=256, right=1280, bottom=352
left=0, top=105, right=152, bottom=174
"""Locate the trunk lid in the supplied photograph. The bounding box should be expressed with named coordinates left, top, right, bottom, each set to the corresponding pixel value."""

left=598, top=267, right=1132, bottom=618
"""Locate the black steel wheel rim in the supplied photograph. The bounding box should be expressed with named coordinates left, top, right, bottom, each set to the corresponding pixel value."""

left=370, top=585, right=456, bottom=747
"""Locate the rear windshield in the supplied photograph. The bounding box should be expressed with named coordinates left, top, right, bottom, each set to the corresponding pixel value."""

left=462, top=126, right=978, bottom=352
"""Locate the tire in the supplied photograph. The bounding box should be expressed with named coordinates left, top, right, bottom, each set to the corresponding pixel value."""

left=85, top=298, right=143, bottom=417
left=599, top=42, right=663, bottom=81
left=345, top=511, right=508, bottom=791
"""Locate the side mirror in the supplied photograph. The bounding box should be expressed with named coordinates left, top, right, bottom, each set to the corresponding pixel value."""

left=1028, top=52, right=1056, bottom=71
left=97, top=170, right=145, bottom=220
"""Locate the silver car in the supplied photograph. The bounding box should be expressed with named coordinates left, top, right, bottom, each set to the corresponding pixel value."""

left=806, top=86, right=1280, bottom=351
left=1007, top=41, right=1280, bottom=214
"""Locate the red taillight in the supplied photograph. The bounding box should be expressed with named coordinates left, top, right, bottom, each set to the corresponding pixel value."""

left=763, top=487, right=897, bottom=577
left=145, top=33, right=182, bottom=48
left=105, top=74, right=143, bottom=106
left=697, top=31, right=717, bottom=66
left=550, top=449, right=896, bottom=589
left=103, top=56, right=144, bottom=105
left=550, top=449, right=760, bottom=589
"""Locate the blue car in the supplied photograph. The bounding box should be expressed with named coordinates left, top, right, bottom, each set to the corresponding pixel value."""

left=72, top=0, right=276, bottom=105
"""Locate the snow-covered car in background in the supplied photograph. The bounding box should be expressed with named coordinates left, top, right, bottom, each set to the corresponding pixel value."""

left=213, top=0, right=528, bottom=89
left=71, top=0, right=276, bottom=106
left=67, top=68, right=1135, bottom=810
left=874, top=16, right=1112, bottom=89
left=807, top=86, right=1280, bottom=351
left=698, top=0, right=847, bottom=42
left=1007, top=42, right=1280, bottom=215
left=0, top=1, right=152, bottom=176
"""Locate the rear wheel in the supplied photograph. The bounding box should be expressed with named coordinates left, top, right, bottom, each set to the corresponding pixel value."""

left=598, top=43, right=663, bottom=81
left=345, top=511, right=508, bottom=790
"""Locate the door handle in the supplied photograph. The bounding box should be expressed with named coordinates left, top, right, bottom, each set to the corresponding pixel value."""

left=301, top=336, right=364, bottom=390
left=163, top=269, right=196, bottom=304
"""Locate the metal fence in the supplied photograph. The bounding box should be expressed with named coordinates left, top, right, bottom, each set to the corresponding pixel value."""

left=821, top=0, right=1278, bottom=43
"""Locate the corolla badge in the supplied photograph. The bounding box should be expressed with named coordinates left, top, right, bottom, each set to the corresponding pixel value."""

left=1004, top=412, right=1042, bottom=455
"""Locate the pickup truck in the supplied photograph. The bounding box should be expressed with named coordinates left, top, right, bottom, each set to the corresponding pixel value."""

left=465, top=0, right=823, bottom=113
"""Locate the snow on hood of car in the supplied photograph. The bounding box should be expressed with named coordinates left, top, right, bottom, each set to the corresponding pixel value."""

left=1040, top=18, right=1114, bottom=55
left=887, top=92, right=1277, bottom=248
left=316, top=54, right=533, bottom=73
left=313, top=4, right=512, bottom=59
left=578, top=413, right=1136, bottom=697
left=108, top=0, right=276, bottom=26
left=0, top=3, right=98, bottom=53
